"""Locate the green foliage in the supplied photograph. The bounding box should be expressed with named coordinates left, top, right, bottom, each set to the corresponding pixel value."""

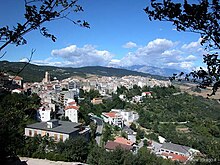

left=0, top=61, right=156, bottom=82
left=102, top=124, right=113, bottom=143
left=146, top=133, right=159, bottom=142
left=136, top=128, right=145, bottom=141
left=134, top=86, right=220, bottom=159
left=145, top=0, right=220, bottom=96
left=0, top=93, right=41, bottom=160
left=87, top=146, right=176, bottom=165
left=18, top=136, right=89, bottom=162
left=145, top=0, right=219, bottom=50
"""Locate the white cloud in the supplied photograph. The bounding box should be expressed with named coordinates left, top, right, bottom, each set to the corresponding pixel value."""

left=120, top=38, right=175, bottom=67
left=32, top=38, right=204, bottom=71
left=51, top=45, right=114, bottom=67
left=19, top=58, right=29, bottom=62
left=185, top=55, right=197, bottom=61
left=122, top=41, right=137, bottom=49
left=118, top=38, right=203, bottom=70
left=181, top=38, right=204, bottom=54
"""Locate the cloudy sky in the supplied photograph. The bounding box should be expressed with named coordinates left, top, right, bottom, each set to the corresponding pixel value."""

left=0, top=0, right=206, bottom=71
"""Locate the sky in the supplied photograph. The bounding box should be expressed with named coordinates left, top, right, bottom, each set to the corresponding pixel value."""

left=0, top=0, right=206, bottom=71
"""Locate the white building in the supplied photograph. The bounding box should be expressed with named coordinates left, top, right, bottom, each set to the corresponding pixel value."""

left=111, top=109, right=139, bottom=126
left=25, top=119, right=89, bottom=142
left=37, top=105, right=51, bottom=122
left=102, top=111, right=124, bottom=128
left=64, top=105, right=79, bottom=123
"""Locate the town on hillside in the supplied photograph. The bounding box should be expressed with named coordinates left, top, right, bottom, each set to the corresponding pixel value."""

left=1, top=71, right=213, bottom=164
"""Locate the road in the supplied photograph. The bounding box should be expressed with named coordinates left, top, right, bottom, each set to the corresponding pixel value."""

left=90, top=115, right=104, bottom=146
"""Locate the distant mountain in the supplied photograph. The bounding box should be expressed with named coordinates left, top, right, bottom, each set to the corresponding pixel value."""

left=0, top=61, right=163, bottom=82
left=121, top=65, right=181, bottom=77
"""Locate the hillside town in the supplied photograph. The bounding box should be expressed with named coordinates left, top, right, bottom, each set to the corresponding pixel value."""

left=0, top=71, right=206, bottom=164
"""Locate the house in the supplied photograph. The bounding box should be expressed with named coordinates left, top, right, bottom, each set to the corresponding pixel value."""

left=111, top=109, right=139, bottom=126
left=64, top=105, right=79, bottom=123
left=91, top=98, right=103, bottom=105
left=102, top=112, right=124, bottom=128
left=142, top=92, right=152, bottom=98
left=65, top=98, right=77, bottom=106
left=122, top=126, right=137, bottom=143
left=105, top=141, right=133, bottom=151
left=114, top=136, right=134, bottom=146
left=132, top=95, right=143, bottom=103
left=11, top=76, right=23, bottom=88
left=37, top=104, right=52, bottom=122
left=159, top=143, right=192, bottom=157
left=25, top=119, right=90, bottom=142
left=161, top=152, right=189, bottom=163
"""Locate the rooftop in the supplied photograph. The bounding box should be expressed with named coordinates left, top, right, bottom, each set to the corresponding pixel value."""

left=161, top=143, right=191, bottom=154
left=103, top=112, right=121, bottom=118
left=26, top=120, right=81, bottom=134
left=105, top=141, right=133, bottom=151
left=114, top=136, right=133, bottom=146
left=161, top=152, right=189, bottom=163
left=65, top=105, right=79, bottom=110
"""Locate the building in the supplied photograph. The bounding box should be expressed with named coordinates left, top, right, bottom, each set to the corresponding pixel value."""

left=64, top=105, right=79, bottom=123
left=122, top=126, right=137, bottom=143
left=42, top=71, right=50, bottom=84
left=114, top=136, right=134, bottom=146
left=110, top=109, right=139, bottom=126
left=142, top=92, right=152, bottom=98
left=105, top=141, right=133, bottom=151
left=91, top=98, right=103, bottom=105
left=37, top=105, right=52, bottom=122
left=25, top=119, right=89, bottom=142
left=11, top=76, right=23, bottom=88
left=102, top=112, right=124, bottom=128
left=159, top=143, right=191, bottom=157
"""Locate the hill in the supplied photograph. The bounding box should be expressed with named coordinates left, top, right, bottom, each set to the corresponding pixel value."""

left=120, top=65, right=181, bottom=77
left=0, top=61, right=163, bottom=82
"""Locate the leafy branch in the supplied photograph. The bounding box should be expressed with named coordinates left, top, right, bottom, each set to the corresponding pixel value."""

left=0, top=0, right=89, bottom=52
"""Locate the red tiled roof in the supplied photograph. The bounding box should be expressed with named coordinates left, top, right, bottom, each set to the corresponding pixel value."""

left=105, top=141, right=133, bottom=151
left=68, top=101, right=76, bottom=105
left=161, top=152, right=189, bottom=163
left=114, top=136, right=133, bottom=146
left=103, top=112, right=117, bottom=118
left=13, top=76, right=23, bottom=80
left=65, top=105, right=79, bottom=110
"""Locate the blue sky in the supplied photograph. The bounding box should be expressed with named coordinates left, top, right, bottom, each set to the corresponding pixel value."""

left=0, top=0, right=205, bottom=71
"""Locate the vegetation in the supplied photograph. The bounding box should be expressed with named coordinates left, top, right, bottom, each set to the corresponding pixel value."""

left=128, top=86, right=220, bottom=160
left=18, top=135, right=89, bottom=162
left=87, top=145, right=176, bottom=165
left=145, top=0, right=220, bottom=96
left=0, top=92, right=40, bottom=160
left=0, top=61, right=157, bottom=82
left=1, top=85, right=220, bottom=163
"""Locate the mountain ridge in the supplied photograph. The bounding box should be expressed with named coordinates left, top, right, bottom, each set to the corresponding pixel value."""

left=0, top=61, right=165, bottom=82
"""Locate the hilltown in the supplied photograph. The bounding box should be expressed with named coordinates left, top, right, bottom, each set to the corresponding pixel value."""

left=0, top=72, right=201, bottom=164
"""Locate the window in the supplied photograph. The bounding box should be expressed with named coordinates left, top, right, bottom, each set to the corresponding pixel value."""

left=54, top=134, right=58, bottom=141
left=34, top=130, right=37, bottom=136
left=47, top=133, right=49, bottom=136
left=29, top=130, right=32, bottom=136
left=42, top=131, right=46, bottom=136
left=60, top=134, right=63, bottom=142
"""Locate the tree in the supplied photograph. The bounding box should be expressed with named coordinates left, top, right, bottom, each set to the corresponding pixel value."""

left=0, top=0, right=89, bottom=53
left=145, top=0, right=220, bottom=96
left=0, top=93, right=41, bottom=160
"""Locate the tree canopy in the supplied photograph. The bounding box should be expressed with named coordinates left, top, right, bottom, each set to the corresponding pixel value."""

left=145, top=0, right=220, bottom=96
